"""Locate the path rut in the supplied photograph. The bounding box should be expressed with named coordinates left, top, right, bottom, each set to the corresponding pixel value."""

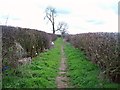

left=56, top=43, right=69, bottom=88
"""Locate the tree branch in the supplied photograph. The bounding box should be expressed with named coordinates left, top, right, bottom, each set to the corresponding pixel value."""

left=44, top=6, right=56, bottom=34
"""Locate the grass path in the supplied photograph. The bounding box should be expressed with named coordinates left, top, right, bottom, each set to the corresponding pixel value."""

left=56, top=42, right=69, bottom=88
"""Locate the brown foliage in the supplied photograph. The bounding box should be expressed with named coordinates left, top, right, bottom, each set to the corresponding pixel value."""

left=67, top=32, right=120, bottom=83
left=2, top=25, right=57, bottom=68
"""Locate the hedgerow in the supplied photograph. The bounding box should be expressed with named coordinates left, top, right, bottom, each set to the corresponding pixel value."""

left=2, top=25, right=57, bottom=68
left=66, top=32, right=120, bottom=83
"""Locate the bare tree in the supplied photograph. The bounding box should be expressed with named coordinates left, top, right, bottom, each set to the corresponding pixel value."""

left=44, top=6, right=57, bottom=34
left=44, top=6, right=68, bottom=35
left=56, top=22, right=68, bottom=38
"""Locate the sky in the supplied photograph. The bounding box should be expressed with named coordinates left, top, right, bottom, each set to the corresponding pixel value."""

left=0, top=0, right=119, bottom=34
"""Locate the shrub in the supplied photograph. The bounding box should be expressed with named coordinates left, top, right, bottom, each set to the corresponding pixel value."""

left=67, top=32, right=120, bottom=83
left=2, top=25, right=57, bottom=68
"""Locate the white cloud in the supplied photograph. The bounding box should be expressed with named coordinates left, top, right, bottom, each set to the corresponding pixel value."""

left=0, top=0, right=119, bottom=34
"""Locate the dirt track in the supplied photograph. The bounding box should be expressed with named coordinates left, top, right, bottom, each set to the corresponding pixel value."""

left=56, top=43, right=69, bottom=88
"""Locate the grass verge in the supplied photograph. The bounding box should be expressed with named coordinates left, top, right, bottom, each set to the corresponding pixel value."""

left=64, top=42, right=120, bottom=88
left=2, top=38, right=62, bottom=88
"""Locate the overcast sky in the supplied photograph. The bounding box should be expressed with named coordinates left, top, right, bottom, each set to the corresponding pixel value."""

left=0, top=0, right=119, bottom=34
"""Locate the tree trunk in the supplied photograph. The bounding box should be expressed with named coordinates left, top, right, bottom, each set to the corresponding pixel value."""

left=52, top=22, right=55, bottom=34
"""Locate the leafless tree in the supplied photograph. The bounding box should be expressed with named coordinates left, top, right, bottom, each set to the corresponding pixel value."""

left=56, top=22, right=68, bottom=38
left=44, top=6, right=57, bottom=34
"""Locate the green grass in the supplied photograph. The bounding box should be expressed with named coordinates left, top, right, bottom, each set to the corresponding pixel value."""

left=64, top=43, right=120, bottom=88
left=2, top=38, right=63, bottom=88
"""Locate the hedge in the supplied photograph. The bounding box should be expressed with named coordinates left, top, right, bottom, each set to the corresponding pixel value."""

left=2, top=25, right=57, bottom=68
left=67, top=32, right=120, bottom=83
